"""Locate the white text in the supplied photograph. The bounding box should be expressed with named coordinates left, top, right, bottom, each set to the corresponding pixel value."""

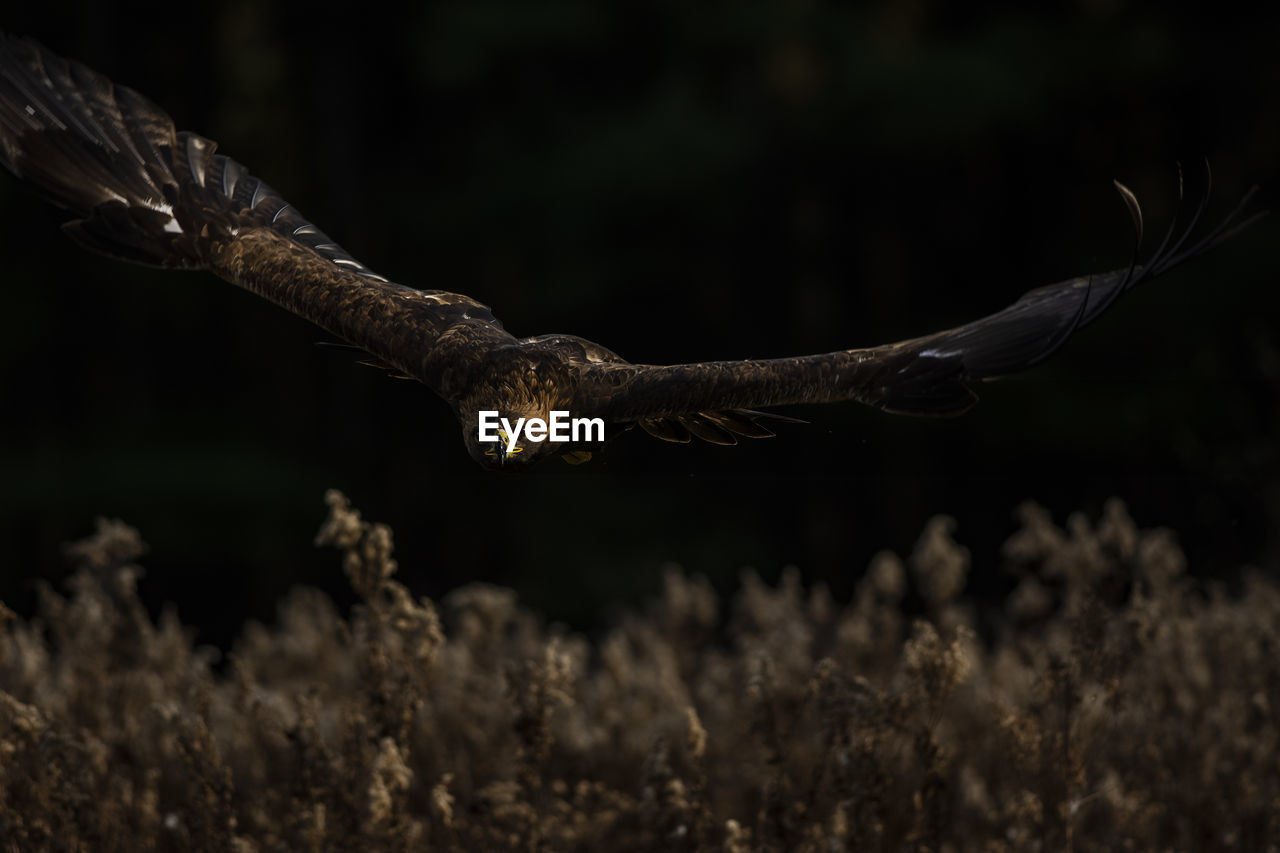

left=477, top=411, right=605, bottom=454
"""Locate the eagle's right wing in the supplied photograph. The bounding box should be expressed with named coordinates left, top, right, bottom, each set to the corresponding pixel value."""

left=580, top=178, right=1261, bottom=428
left=0, top=33, right=503, bottom=382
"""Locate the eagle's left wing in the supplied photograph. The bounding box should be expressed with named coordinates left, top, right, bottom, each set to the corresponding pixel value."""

left=580, top=181, right=1261, bottom=428
left=0, top=33, right=506, bottom=390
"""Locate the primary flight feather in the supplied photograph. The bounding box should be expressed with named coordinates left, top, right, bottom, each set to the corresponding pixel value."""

left=0, top=34, right=1261, bottom=471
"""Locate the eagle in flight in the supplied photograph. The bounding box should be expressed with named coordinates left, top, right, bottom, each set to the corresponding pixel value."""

left=0, top=34, right=1261, bottom=470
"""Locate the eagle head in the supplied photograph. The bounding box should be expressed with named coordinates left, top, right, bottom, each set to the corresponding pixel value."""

left=460, top=404, right=571, bottom=472
left=457, top=352, right=599, bottom=470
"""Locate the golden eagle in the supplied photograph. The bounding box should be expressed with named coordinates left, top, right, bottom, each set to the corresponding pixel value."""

left=0, top=34, right=1261, bottom=470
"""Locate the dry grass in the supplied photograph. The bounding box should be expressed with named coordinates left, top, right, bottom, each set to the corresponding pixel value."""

left=1, top=491, right=1277, bottom=851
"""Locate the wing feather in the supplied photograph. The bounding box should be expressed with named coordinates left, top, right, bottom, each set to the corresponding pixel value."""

left=585, top=180, right=1262, bottom=423
left=680, top=414, right=738, bottom=445
left=639, top=418, right=693, bottom=443
left=0, top=32, right=506, bottom=384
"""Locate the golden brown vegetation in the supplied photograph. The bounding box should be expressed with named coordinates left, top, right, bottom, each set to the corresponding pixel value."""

left=2, top=492, right=1278, bottom=851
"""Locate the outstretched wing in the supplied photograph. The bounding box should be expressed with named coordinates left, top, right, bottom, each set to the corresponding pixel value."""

left=0, top=33, right=504, bottom=383
left=582, top=180, right=1262, bottom=424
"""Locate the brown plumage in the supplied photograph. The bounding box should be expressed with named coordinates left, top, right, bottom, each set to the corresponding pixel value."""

left=0, top=34, right=1262, bottom=471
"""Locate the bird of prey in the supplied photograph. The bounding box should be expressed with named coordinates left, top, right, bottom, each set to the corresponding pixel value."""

left=0, top=34, right=1261, bottom=471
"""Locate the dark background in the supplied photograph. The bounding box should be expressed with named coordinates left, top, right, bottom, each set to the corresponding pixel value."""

left=2, top=1, right=1277, bottom=646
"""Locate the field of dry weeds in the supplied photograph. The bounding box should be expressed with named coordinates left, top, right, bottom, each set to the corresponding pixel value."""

left=1, top=491, right=1277, bottom=851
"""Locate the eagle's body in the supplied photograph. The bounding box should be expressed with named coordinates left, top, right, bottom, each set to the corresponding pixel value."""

left=0, top=34, right=1260, bottom=470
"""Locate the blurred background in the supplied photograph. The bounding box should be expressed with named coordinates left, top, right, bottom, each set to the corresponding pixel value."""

left=2, top=0, right=1277, bottom=646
